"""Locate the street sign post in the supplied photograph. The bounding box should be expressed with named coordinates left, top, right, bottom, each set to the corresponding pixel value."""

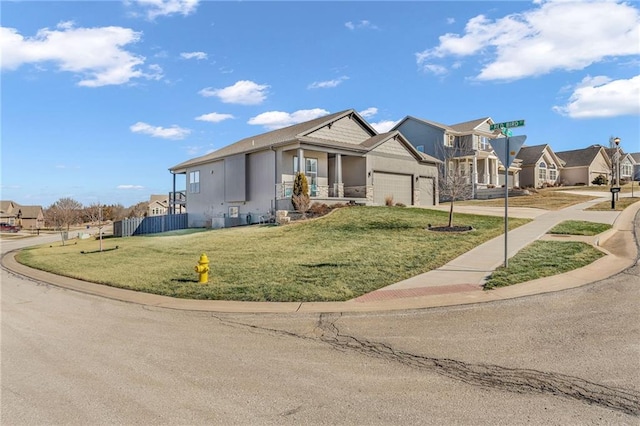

left=490, top=120, right=526, bottom=268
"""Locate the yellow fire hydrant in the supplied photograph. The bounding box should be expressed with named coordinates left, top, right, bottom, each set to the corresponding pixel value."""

left=194, top=253, right=210, bottom=284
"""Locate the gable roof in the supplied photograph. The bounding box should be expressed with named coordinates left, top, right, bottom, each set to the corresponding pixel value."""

left=516, top=144, right=564, bottom=167
left=630, top=152, right=640, bottom=163
left=555, top=145, right=610, bottom=168
left=17, top=205, right=44, bottom=219
left=360, top=131, right=441, bottom=163
left=449, top=117, right=492, bottom=133
left=0, top=200, right=17, bottom=215
left=393, top=115, right=495, bottom=136
left=171, top=109, right=376, bottom=172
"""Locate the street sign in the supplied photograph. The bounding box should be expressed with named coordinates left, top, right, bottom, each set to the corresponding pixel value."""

left=491, top=135, right=527, bottom=168
left=490, top=120, right=525, bottom=131
left=501, top=128, right=512, bottom=137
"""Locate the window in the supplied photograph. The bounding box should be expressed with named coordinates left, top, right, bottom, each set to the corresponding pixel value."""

left=549, top=164, right=557, bottom=181
left=294, top=157, right=318, bottom=196
left=538, top=162, right=547, bottom=181
left=445, top=134, right=454, bottom=147
left=189, top=170, right=200, bottom=193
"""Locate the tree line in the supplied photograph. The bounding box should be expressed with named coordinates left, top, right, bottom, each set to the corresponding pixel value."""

left=44, top=197, right=150, bottom=230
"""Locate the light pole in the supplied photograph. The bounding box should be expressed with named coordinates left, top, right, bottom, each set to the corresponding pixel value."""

left=611, top=137, right=621, bottom=209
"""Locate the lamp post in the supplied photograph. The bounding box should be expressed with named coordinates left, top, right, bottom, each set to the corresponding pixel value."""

left=611, top=137, right=621, bottom=209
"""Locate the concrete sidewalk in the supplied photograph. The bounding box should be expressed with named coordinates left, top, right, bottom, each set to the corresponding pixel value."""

left=3, top=196, right=639, bottom=314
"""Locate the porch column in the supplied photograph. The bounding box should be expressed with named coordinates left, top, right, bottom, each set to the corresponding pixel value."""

left=171, top=172, right=176, bottom=214
left=334, top=154, right=344, bottom=197
left=484, top=158, right=489, bottom=185
left=472, top=157, right=478, bottom=185
left=494, top=159, right=499, bottom=185
left=297, top=148, right=305, bottom=175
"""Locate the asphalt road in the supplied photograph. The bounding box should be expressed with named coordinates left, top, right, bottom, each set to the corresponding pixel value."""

left=2, top=232, right=639, bottom=425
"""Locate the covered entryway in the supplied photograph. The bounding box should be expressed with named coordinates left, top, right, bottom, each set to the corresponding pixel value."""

left=373, top=172, right=412, bottom=205
left=419, top=177, right=435, bottom=206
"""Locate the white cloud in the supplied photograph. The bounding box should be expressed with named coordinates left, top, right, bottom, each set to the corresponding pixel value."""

left=370, top=120, right=398, bottom=133
left=117, top=185, right=145, bottom=190
left=130, top=121, right=191, bottom=139
left=195, top=112, right=235, bottom=123
left=248, top=109, right=330, bottom=130
left=345, top=20, right=379, bottom=31
left=552, top=75, right=640, bottom=118
left=0, top=22, right=161, bottom=87
left=198, top=80, right=269, bottom=105
left=417, top=1, right=640, bottom=81
left=359, top=107, right=378, bottom=118
left=308, top=76, right=349, bottom=89
left=127, top=0, right=199, bottom=20
left=181, top=51, right=207, bottom=60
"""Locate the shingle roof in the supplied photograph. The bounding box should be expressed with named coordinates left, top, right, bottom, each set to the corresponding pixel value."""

left=555, top=145, right=608, bottom=168
left=170, top=109, right=371, bottom=171
left=630, top=152, right=640, bottom=162
left=516, top=144, right=548, bottom=166
left=449, top=117, right=491, bottom=133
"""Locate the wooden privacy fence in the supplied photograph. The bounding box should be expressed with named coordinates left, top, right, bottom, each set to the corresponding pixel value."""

left=113, top=214, right=188, bottom=237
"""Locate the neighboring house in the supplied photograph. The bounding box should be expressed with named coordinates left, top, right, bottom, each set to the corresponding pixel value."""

left=603, top=147, right=635, bottom=184
left=631, top=153, right=640, bottom=182
left=392, top=116, right=522, bottom=196
left=169, top=109, right=441, bottom=228
left=0, top=200, right=45, bottom=229
left=555, top=145, right=611, bottom=186
left=516, top=144, right=564, bottom=188
left=148, top=194, right=186, bottom=217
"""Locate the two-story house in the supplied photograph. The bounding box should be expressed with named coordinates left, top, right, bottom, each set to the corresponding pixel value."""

left=392, top=116, right=521, bottom=198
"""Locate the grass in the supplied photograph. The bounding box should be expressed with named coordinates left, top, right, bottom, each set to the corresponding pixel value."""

left=458, top=188, right=598, bottom=210
left=586, top=197, right=640, bottom=211
left=548, top=220, right=612, bottom=236
left=17, top=206, right=530, bottom=302
left=484, top=241, right=604, bottom=289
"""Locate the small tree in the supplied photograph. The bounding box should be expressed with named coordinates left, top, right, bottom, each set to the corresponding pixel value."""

left=292, top=172, right=311, bottom=218
left=85, top=203, right=106, bottom=252
left=45, top=197, right=83, bottom=245
left=436, top=143, right=473, bottom=228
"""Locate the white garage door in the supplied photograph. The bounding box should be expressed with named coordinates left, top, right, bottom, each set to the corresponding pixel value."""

left=419, top=177, right=434, bottom=206
left=373, top=172, right=412, bottom=206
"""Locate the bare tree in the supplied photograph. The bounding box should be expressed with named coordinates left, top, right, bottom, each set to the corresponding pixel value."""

left=127, top=201, right=148, bottom=218
left=85, top=202, right=106, bottom=251
left=45, top=197, right=83, bottom=245
left=437, top=146, right=473, bottom=228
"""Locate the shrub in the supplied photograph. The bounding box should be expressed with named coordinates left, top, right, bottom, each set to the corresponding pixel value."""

left=591, top=174, right=607, bottom=186
left=395, top=202, right=406, bottom=207
left=292, top=172, right=311, bottom=217
left=384, top=195, right=394, bottom=206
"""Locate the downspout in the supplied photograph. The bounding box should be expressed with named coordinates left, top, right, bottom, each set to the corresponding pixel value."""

left=271, top=146, right=277, bottom=213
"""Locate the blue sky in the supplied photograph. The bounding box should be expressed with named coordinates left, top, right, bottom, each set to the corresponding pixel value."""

left=2, top=0, right=639, bottom=208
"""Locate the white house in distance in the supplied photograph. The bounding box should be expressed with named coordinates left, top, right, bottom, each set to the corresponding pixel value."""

left=169, top=109, right=441, bottom=228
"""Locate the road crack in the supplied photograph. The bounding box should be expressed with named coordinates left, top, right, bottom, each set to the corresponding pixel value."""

left=214, top=313, right=640, bottom=416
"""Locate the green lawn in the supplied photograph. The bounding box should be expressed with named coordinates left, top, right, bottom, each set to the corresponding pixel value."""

left=17, top=206, right=529, bottom=302
left=484, top=241, right=604, bottom=289
left=548, top=220, right=612, bottom=236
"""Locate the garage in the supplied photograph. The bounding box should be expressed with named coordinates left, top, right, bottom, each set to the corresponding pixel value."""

left=373, top=172, right=412, bottom=206
left=419, top=177, right=435, bottom=206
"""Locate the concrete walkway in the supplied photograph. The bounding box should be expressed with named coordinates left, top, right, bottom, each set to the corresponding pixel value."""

left=3, top=195, right=639, bottom=314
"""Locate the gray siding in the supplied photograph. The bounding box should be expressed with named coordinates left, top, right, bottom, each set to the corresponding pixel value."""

left=396, top=120, right=445, bottom=159
left=224, top=154, right=246, bottom=202
left=372, top=139, right=413, bottom=158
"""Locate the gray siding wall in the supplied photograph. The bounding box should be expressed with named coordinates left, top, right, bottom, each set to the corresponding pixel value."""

left=396, top=120, right=445, bottom=159
left=309, top=115, right=372, bottom=145
left=372, top=139, right=413, bottom=158
left=186, top=160, right=224, bottom=228
left=187, top=150, right=276, bottom=228
left=224, top=154, right=246, bottom=202
left=341, top=156, right=366, bottom=186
